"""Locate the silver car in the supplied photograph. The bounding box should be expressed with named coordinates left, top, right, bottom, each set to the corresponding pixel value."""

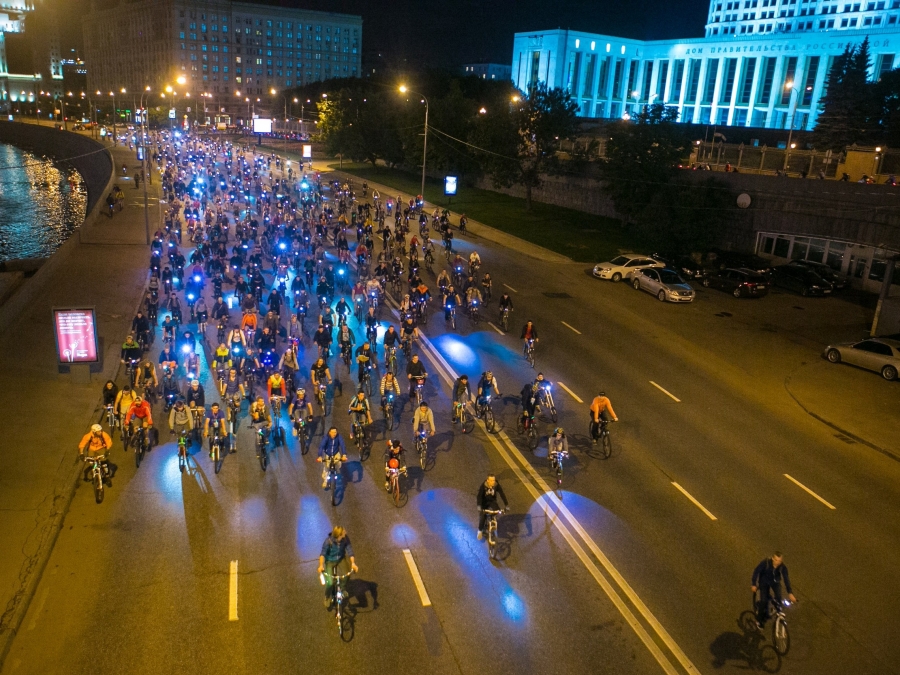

left=824, top=338, right=900, bottom=381
left=630, top=268, right=695, bottom=303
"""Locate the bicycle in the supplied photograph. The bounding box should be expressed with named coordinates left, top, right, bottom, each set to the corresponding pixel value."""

left=340, top=342, right=352, bottom=370
left=386, top=464, right=407, bottom=507
left=328, top=566, right=352, bottom=637
left=227, top=394, right=242, bottom=437
left=350, top=412, right=370, bottom=461
left=133, top=425, right=149, bottom=468
left=415, top=429, right=430, bottom=470
left=590, top=419, right=614, bottom=459
left=446, top=305, right=457, bottom=330
left=190, top=407, right=204, bottom=447
left=324, top=455, right=341, bottom=506
left=83, top=454, right=110, bottom=504
left=549, top=449, right=569, bottom=489
left=468, top=300, right=480, bottom=324
left=385, top=346, right=398, bottom=377
left=524, top=339, right=536, bottom=368
left=254, top=424, right=269, bottom=471
left=104, top=404, right=118, bottom=433
left=536, top=386, right=558, bottom=423
left=382, top=393, right=396, bottom=431
left=294, top=415, right=311, bottom=455
left=516, top=414, right=538, bottom=450
left=482, top=508, right=504, bottom=560
left=177, top=429, right=190, bottom=473
left=752, top=592, right=792, bottom=656
left=315, top=381, right=329, bottom=414
left=499, top=306, right=511, bottom=332
left=475, top=395, right=496, bottom=433
left=411, top=378, right=426, bottom=408
left=210, top=429, right=224, bottom=474
left=452, top=400, right=474, bottom=434
left=270, top=395, right=286, bottom=447
left=358, top=366, right=373, bottom=396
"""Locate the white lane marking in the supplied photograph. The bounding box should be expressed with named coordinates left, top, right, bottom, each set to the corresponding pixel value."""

left=649, top=381, right=681, bottom=403
left=557, top=381, right=584, bottom=404
left=229, top=560, right=239, bottom=621
left=503, top=283, right=518, bottom=293
left=27, top=585, right=50, bottom=631
left=487, top=322, right=504, bottom=335
left=561, top=321, right=582, bottom=335
left=413, top=329, right=699, bottom=675
left=671, top=482, right=718, bottom=521
left=784, top=474, right=837, bottom=510
left=402, top=549, right=432, bottom=607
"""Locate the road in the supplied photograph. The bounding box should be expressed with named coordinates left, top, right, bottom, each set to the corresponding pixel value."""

left=4, top=151, right=899, bottom=675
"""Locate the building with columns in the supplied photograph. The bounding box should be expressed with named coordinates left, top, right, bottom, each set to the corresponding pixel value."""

left=512, top=0, right=900, bottom=130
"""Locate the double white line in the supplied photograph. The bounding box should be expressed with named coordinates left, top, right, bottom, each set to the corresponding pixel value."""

left=411, top=324, right=701, bottom=675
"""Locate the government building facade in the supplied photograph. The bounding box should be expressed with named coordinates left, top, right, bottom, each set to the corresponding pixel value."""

left=512, top=0, right=899, bottom=130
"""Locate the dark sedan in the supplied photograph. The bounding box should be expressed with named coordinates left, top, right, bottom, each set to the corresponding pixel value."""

left=787, top=260, right=851, bottom=290
left=651, top=253, right=708, bottom=281
left=702, top=268, right=769, bottom=298
left=771, top=265, right=833, bottom=296
left=707, top=249, right=774, bottom=277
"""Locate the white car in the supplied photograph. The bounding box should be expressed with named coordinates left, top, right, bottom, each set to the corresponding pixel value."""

left=593, top=254, right=663, bottom=282
left=631, top=268, right=695, bottom=302
left=824, top=338, right=900, bottom=381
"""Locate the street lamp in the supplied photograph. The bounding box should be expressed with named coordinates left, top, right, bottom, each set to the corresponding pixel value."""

left=782, top=81, right=811, bottom=171
left=399, top=84, right=430, bottom=201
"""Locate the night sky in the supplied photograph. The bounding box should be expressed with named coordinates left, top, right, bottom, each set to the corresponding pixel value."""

left=59, top=0, right=710, bottom=68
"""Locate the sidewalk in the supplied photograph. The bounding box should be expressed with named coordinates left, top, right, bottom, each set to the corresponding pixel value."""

left=0, top=141, right=158, bottom=666
left=248, top=141, right=572, bottom=264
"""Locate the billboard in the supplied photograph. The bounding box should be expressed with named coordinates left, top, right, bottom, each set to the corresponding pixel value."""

left=302, top=144, right=312, bottom=159
left=168, top=108, right=176, bottom=119
left=53, top=308, right=99, bottom=363
left=253, top=118, right=273, bottom=134
left=444, top=175, right=458, bottom=196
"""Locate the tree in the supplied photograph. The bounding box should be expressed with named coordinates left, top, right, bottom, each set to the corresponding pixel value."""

left=871, top=67, right=900, bottom=147
left=602, top=104, right=688, bottom=225
left=472, top=82, right=579, bottom=210
left=813, top=39, right=876, bottom=149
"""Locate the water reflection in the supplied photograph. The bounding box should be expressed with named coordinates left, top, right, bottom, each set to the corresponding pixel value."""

left=0, top=143, right=87, bottom=263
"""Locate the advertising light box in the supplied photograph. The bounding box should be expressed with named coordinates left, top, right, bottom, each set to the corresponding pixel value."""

left=253, top=118, right=273, bottom=134
left=53, top=308, right=99, bottom=364
left=444, top=175, right=458, bottom=196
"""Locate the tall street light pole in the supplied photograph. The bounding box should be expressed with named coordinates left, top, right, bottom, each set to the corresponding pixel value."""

left=399, top=85, right=429, bottom=201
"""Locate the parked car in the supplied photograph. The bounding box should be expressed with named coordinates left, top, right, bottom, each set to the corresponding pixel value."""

left=630, top=268, right=695, bottom=302
left=651, top=253, right=707, bottom=281
left=787, top=260, right=851, bottom=290
left=771, top=265, right=832, bottom=296
left=824, top=338, right=900, bottom=381
left=702, top=268, right=769, bottom=298
left=707, top=249, right=774, bottom=277
left=593, top=254, right=663, bottom=282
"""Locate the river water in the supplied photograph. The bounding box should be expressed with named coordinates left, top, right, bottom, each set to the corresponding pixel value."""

left=0, top=143, right=87, bottom=264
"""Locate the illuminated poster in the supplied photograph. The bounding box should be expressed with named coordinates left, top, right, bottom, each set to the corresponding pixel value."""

left=444, top=175, right=458, bottom=196
left=253, top=118, right=273, bottom=134
left=302, top=144, right=312, bottom=158
left=53, top=308, right=99, bottom=363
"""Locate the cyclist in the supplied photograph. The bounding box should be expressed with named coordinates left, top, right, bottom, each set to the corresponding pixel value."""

left=100, top=380, right=119, bottom=423
left=336, top=322, right=355, bottom=359
left=168, top=398, right=194, bottom=438
left=249, top=395, right=273, bottom=444
left=289, top=388, right=314, bottom=435
left=452, top=374, right=470, bottom=423
left=347, top=390, right=373, bottom=437
left=312, top=324, right=332, bottom=359
left=310, top=356, right=333, bottom=393
left=436, top=269, right=451, bottom=293
left=114, top=385, right=138, bottom=429
left=317, top=427, right=348, bottom=489
left=465, top=284, right=482, bottom=314
left=752, top=553, right=796, bottom=630
left=135, top=358, right=158, bottom=393
left=158, top=344, right=179, bottom=372
left=124, top=394, right=153, bottom=439
left=477, top=371, right=501, bottom=403
left=131, top=312, right=151, bottom=347
left=468, top=250, right=481, bottom=274
left=498, top=293, right=513, bottom=312
left=383, top=439, right=407, bottom=491
left=227, top=323, right=247, bottom=356
left=589, top=391, right=619, bottom=444
left=204, top=402, right=228, bottom=456
left=413, top=400, right=436, bottom=437
left=223, top=368, right=245, bottom=419
left=379, top=371, right=401, bottom=408
left=521, top=321, right=538, bottom=355
left=354, top=341, right=374, bottom=386
left=480, top=272, right=493, bottom=300
left=278, top=344, right=300, bottom=382
left=519, top=381, right=539, bottom=431
left=78, top=424, right=113, bottom=483
left=364, top=307, right=379, bottom=343
left=185, top=379, right=205, bottom=412
left=317, top=526, right=358, bottom=608
left=400, top=317, right=418, bottom=352
left=121, top=335, right=143, bottom=365
left=365, top=275, right=382, bottom=301
left=476, top=474, right=508, bottom=540
left=548, top=427, right=568, bottom=464
left=160, top=366, right=180, bottom=408
left=267, top=370, right=287, bottom=402
left=382, top=325, right=400, bottom=361
left=444, top=285, right=461, bottom=321
left=334, top=296, right=352, bottom=324
left=406, top=354, right=428, bottom=401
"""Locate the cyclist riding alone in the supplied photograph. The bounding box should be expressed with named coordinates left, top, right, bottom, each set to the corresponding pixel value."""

left=752, top=552, right=797, bottom=630
left=589, top=390, right=619, bottom=444
left=317, top=526, right=358, bottom=608
left=383, top=439, right=407, bottom=491
left=521, top=320, right=538, bottom=354
left=476, top=474, right=508, bottom=540
left=78, top=424, right=113, bottom=482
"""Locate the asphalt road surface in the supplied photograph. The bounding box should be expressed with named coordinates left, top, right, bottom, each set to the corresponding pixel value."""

left=4, top=158, right=899, bottom=675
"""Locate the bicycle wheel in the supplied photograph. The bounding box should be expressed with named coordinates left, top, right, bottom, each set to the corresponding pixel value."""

left=214, top=444, right=222, bottom=474
left=488, top=527, right=497, bottom=560
left=299, top=429, right=309, bottom=455
left=601, top=431, right=613, bottom=459
left=93, top=472, right=104, bottom=504
left=259, top=445, right=268, bottom=471
left=460, top=408, right=474, bottom=434
left=331, top=472, right=338, bottom=506
left=556, top=463, right=563, bottom=489
left=527, top=350, right=535, bottom=368
left=392, top=476, right=402, bottom=507
left=773, top=616, right=790, bottom=656
left=359, top=431, right=370, bottom=461
left=385, top=406, right=396, bottom=431
left=550, top=406, right=558, bottom=423
left=135, top=441, right=143, bottom=468
left=515, top=416, right=525, bottom=435
left=419, top=444, right=427, bottom=470
left=484, top=407, right=495, bottom=433
left=527, top=428, right=538, bottom=450
left=179, top=448, right=186, bottom=473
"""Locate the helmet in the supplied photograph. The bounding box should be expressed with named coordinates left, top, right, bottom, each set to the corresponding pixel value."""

left=598, top=391, right=606, bottom=397
left=298, top=388, right=306, bottom=395
left=191, top=380, right=200, bottom=386
left=554, top=427, right=564, bottom=435
left=91, top=424, right=103, bottom=433
left=388, top=458, right=399, bottom=469
left=134, top=395, right=143, bottom=403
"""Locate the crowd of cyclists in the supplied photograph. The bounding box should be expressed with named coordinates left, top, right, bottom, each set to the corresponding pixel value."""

left=73, top=128, right=799, bottom=630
